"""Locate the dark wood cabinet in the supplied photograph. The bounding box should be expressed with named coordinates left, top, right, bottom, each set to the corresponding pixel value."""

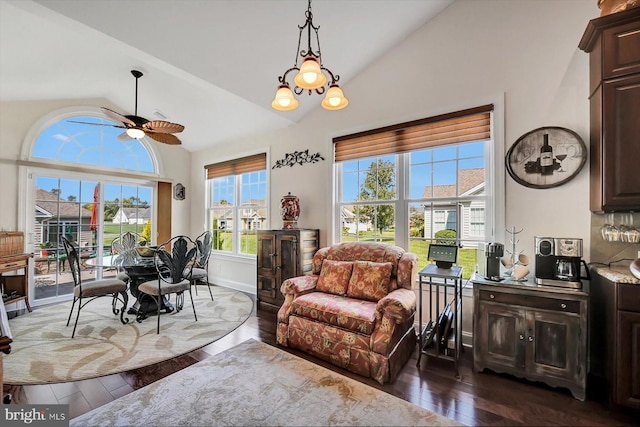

left=256, top=229, right=319, bottom=312
left=473, top=279, right=588, bottom=400
left=589, top=269, right=640, bottom=409
left=580, top=7, right=640, bottom=212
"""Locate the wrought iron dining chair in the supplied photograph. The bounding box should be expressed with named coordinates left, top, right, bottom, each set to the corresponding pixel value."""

left=61, top=236, right=129, bottom=338
left=138, top=235, right=197, bottom=334
left=111, top=232, right=148, bottom=284
left=191, top=231, right=213, bottom=300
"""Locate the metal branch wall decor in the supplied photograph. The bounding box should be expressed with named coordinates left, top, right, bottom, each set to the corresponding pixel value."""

left=272, top=149, right=325, bottom=169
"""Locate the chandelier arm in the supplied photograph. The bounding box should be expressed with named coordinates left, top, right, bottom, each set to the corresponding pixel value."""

left=321, top=67, right=340, bottom=85
left=314, top=26, right=322, bottom=65
left=278, top=67, right=301, bottom=85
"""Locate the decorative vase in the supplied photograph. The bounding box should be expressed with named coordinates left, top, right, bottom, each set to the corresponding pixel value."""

left=597, top=0, right=639, bottom=16
left=280, top=192, right=300, bottom=229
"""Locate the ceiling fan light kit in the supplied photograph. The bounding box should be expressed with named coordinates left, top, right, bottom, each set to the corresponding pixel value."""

left=68, top=70, right=185, bottom=145
left=272, top=0, right=348, bottom=112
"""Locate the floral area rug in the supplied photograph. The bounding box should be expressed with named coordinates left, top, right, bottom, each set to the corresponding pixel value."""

left=71, top=339, right=463, bottom=427
left=3, top=285, right=253, bottom=385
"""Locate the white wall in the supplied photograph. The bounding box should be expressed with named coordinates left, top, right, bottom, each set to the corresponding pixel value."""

left=189, top=0, right=599, bottom=290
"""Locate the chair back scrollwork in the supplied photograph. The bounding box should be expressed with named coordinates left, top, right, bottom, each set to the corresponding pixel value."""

left=155, top=236, right=197, bottom=284
left=195, top=231, right=213, bottom=268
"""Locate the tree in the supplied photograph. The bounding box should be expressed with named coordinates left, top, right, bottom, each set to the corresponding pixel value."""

left=409, top=206, right=425, bottom=237
left=67, top=195, right=77, bottom=202
left=355, top=160, right=396, bottom=234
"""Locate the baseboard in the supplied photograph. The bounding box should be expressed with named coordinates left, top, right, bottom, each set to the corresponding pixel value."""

left=209, top=277, right=255, bottom=295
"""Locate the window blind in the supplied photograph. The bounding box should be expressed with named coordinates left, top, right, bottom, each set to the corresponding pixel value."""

left=334, top=104, right=493, bottom=162
left=205, top=153, right=267, bottom=179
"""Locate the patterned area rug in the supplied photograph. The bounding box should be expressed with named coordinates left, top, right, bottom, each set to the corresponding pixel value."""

left=71, top=339, right=462, bottom=427
left=3, top=285, right=253, bottom=385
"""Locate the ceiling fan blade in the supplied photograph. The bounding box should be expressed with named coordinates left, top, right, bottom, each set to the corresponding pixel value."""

left=148, top=132, right=182, bottom=145
left=102, top=107, right=136, bottom=126
left=117, top=132, right=132, bottom=141
left=143, top=120, right=184, bottom=134
left=67, top=120, right=126, bottom=129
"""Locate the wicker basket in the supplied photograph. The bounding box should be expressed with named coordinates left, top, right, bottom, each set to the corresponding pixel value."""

left=0, top=231, right=24, bottom=257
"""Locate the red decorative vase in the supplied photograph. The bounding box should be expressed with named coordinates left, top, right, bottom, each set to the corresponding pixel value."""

left=280, top=192, right=300, bottom=229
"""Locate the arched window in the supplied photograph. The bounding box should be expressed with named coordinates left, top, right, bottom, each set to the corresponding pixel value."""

left=32, top=115, right=155, bottom=173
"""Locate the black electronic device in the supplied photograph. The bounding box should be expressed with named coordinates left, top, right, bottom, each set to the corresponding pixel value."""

left=428, top=244, right=458, bottom=269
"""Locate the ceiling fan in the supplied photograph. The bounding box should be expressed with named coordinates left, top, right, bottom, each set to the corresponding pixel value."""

left=69, top=70, right=185, bottom=145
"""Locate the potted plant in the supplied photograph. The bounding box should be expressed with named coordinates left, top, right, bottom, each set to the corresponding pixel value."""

left=39, top=241, right=52, bottom=256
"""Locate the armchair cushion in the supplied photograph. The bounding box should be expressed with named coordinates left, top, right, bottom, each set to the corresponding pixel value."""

left=316, top=260, right=353, bottom=296
left=291, top=293, right=377, bottom=335
left=347, top=261, right=392, bottom=302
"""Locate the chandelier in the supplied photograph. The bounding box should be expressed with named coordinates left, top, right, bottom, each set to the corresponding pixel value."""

left=271, top=0, right=348, bottom=111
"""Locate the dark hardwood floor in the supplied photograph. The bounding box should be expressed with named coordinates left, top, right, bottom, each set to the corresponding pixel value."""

left=3, top=297, right=639, bottom=426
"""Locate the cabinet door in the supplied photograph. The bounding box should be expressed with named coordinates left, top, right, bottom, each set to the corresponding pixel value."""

left=475, top=302, right=526, bottom=371
left=257, top=232, right=278, bottom=304
left=617, top=310, right=640, bottom=409
left=601, top=74, right=640, bottom=210
left=526, top=310, right=583, bottom=383
left=277, top=233, right=299, bottom=282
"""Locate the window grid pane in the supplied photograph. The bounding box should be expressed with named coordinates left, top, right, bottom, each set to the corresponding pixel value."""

left=207, top=162, right=266, bottom=256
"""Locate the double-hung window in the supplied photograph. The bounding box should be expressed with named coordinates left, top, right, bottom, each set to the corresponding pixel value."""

left=205, top=153, right=267, bottom=256
left=334, top=105, right=495, bottom=277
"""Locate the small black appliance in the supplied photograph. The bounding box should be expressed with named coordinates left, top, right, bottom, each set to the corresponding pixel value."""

left=484, top=242, right=504, bottom=280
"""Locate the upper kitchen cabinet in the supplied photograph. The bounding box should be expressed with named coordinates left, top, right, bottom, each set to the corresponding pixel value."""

left=579, top=7, right=640, bottom=212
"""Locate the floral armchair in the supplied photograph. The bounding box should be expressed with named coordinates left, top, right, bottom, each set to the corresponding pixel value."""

left=277, top=242, right=418, bottom=384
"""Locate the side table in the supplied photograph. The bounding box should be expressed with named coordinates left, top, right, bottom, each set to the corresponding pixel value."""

left=417, top=263, right=463, bottom=378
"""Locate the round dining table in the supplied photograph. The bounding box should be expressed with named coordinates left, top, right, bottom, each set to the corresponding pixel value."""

left=85, top=253, right=175, bottom=320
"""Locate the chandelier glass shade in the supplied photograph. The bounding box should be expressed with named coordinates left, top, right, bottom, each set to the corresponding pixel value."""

left=272, top=0, right=348, bottom=112
left=271, top=84, right=300, bottom=111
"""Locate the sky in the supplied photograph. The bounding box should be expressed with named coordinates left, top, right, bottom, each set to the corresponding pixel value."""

left=33, top=116, right=155, bottom=202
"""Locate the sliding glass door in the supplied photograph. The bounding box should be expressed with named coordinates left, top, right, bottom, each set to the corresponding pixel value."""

left=30, top=173, right=154, bottom=305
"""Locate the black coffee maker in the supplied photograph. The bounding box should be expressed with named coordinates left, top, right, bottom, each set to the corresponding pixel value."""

left=535, top=237, right=588, bottom=289
left=484, top=242, right=504, bottom=281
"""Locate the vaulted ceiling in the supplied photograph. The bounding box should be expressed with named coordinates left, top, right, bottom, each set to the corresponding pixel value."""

left=0, top=0, right=453, bottom=152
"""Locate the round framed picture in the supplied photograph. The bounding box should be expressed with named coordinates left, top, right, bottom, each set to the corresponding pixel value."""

left=505, top=126, right=587, bottom=189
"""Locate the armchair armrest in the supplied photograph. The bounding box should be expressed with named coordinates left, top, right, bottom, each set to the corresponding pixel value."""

left=280, top=275, right=318, bottom=296
left=376, top=288, right=416, bottom=324
left=277, top=275, right=319, bottom=330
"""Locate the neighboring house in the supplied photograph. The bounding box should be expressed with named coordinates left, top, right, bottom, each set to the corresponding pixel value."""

left=421, top=168, right=486, bottom=242
left=112, top=207, right=152, bottom=225
left=215, top=202, right=267, bottom=231
left=341, top=206, right=372, bottom=234
left=35, top=187, right=93, bottom=247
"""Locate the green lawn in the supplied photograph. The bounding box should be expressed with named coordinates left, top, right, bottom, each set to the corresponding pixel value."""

left=101, top=223, right=143, bottom=245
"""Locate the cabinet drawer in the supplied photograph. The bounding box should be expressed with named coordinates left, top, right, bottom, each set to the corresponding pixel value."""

left=618, top=283, right=640, bottom=312
left=0, top=258, right=27, bottom=272
left=603, top=19, right=640, bottom=79
left=479, top=289, right=580, bottom=314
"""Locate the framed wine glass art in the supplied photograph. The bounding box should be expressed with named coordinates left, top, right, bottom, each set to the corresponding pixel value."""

left=505, top=126, right=587, bottom=189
